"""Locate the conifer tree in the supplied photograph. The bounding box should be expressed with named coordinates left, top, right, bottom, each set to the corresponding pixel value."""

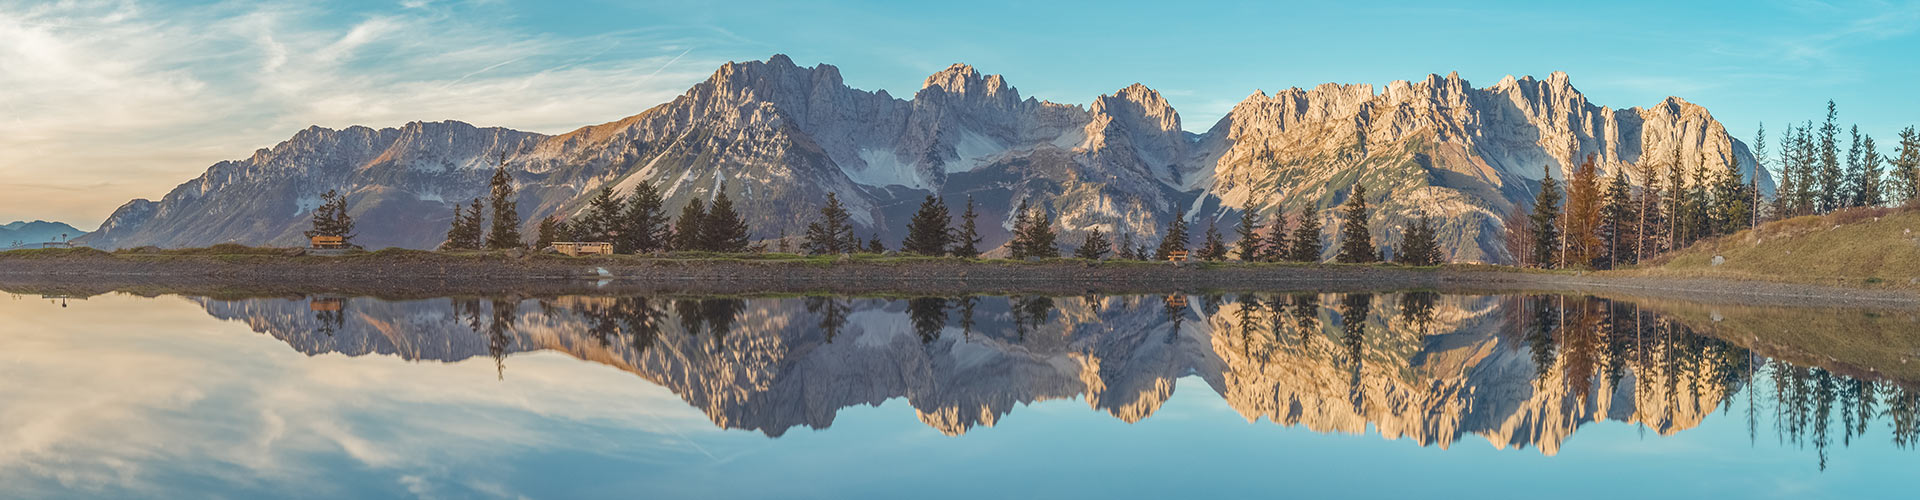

left=1773, top=124, right=1803, bottom=219
left=1502, top=203, right=1533, bottom=267
left=534, top=216, right=563, bottom=249
left=617, top=181, right=669, bottom=254
left=1598, top=172, right=1636, bottom=268
left=1894, top=126, right=1920, bottom=203
left=700, top=188, right=751, bottom=252
left=1845, top=125, right=1865, bottom=209
left=1751, top=123, right=1768, bottom=228
left=305, top=189, right=355, bottom=245
left=576, top=187, right=622, bottom=242
left=671, top=200, right=707, bottom=251
left=484, top=160, right=522, bottom=250
left=1857, top=134, right=1886, bottom=207
left=1074, top=229, right=1112, bottom=260
left=1232, top=211, right=1264, bottom=261
left=951, top=196, right=983, bottom=258
left=803, top=193, right=855, bottom=254
left=1115, top=232, right=1139, bottom=260
left=1530, top=166, right=1563, bottom=268
left=1563, top=156, right=1603, bottom=268
left=1262, top=213, right=1290, bottom=262
left=865, top=233, right=885, bottom=253
left=1711, top=163, right=1751, bottom=236
left=901, top=195, right=954, bottom=256
left=1288, top=208, right=1322, bottom=262
left=1010, top=202, right=1057, bottom=258
left=1816, top=101, right=1843, bottom=213
left=1335, top=185, right=1377, bottom=263
left=1153, top=209, right=1190, bottom=260
left=1396, top=214, right=1442, bottom=266
left=1635, top=162, right=1665, bottom=260
left=1664, top=148, right=1689, bottom=250
left=1007, top=199, right=1034, bottom=258
left=454, top=198, right=486, bottom=249
left=444, top=203, right=473, bottom=250
left=1197, top=221, right=1228, bottom=261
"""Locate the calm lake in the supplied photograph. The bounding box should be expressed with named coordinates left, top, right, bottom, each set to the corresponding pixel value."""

left=2, top=290, right=1916, bottom=499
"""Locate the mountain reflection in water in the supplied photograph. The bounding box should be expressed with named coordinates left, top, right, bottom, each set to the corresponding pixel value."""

left=196, top=292, right=1919, bottom=464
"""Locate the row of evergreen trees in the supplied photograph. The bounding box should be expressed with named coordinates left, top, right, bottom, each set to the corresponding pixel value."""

left=1510, top=102, right=1920, bottom=269
left=526, top=182, right=752, bottom=253
left=811, top=184, right=1446, bottom=265
left=444, top=158, right=526, bottom=250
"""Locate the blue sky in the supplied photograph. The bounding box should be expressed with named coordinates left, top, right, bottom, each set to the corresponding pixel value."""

left=3, top=0, right=1917, bottom=228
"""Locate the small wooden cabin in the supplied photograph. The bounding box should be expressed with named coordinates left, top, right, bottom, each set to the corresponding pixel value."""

left=310, top=235, right=346, bottom=249
left=553, top=242, right=614, bottom=256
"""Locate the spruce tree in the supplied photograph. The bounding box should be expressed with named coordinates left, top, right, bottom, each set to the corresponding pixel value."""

left=1894, top=126, right=1920, bottom=203
left=484, top=161, right=522, bottom=250
left=1773, top=124, right=1802, bottom=219
left=1816, top=101, right=1842, bottom=213
left=1335, top=185, right=1377, bottom=263
left=458, top=198, right=486, bottom=249
left=1599, top=172, right=1637, bottom=269
left=1635, top=162, right=1665, bottom=259
left=1197, top=220, right=1228, bottom=261
left=1845, top=125, right=1864, bottom=209
left=617, top=181, right=669, bottom=254
left=865, top=234, right=885, bottom=254
left=1857, top=134, right=1886, bottom=207
left=700, top=188, right=751, bottom=252
left=534, top=216, right=563, bottom=249
left=577, top=187, right=622, bottom=242
left=1664, top=148, right=1689, bottom=249
left=1115, top=232, right=1138, bottom=260
left=1751, top=123, right=1768, bottom=228
left=901, top=195, right=954, bottom=256
left=672, top=200, right=707, bottom=251
left=1288, top=208, right=1322, bottom=262
left=803, top=193, right=855, bottom=255
left=444, top=203, right=472, bottom=250
left=1396, top=215, right=1442, bottom=266
left=1074, top=229, right=1112, bottom=260
left=1153, top=209, right=1190, bottom=260
left=305, top=189, right=355, bottom=245
left=951, top=196, right=982, bottom=258
left=1007, top=199, right=1034, bottom=258
left=1263, top=213, right=1290, bottom=262
left=1010, top=202, right=1057, bottom=258
left=1530, top=166, right=1563, bottom=268
left=1232, top=211, right=1264, bottom=261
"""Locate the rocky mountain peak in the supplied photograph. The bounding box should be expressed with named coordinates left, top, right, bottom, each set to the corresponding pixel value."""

left=919, top=63, right=1020, bottom=106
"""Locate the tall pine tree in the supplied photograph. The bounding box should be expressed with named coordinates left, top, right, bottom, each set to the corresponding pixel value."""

left=617, top=181, right=669, bottom=254
left=576, top=187, right=622, bottom=242
left=1232, top=211, right=1264, bottom=261
left=900, top=195, right=954, bottom=256
left=1074, top=229, right=1112, bottom=260
left=1599, top=172, right=1637, bottom=269
left=1196, top=220, right=1228, bottom=261
left=1288, top=208, right=1322, bottom=262
left=1857, top=134, right=1886, bottom=207
left=671, top=200, right=707, bottom=251
left=951, top=196, right=983, bottom=258
left=1396, top=214, right=1442, bottom=266
left=1894, top=126, right=1920, bottom=203
left=1530, top=166, right=1563, bottom=268
left=1563, top=156, right=1603, bottom=268
left=1335, top=185, right=1377, bottom=263
left=1816, top=101, right=1843, bottom=213
left=1153, top=209, right=1190, bottom=260
left=484, top=160, right=522, bottom=250
left=804, top=193, right=855, bottom=254
left=1262, top=213, right=1290, bottom=262
left=700, top=188, right=751, bottom=252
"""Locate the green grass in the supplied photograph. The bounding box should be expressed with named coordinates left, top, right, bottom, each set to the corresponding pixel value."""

left=1634, top=206, right=1920, bottom=288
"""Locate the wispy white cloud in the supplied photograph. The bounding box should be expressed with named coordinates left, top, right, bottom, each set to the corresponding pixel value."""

left=0, top=0, right=729, bottom=229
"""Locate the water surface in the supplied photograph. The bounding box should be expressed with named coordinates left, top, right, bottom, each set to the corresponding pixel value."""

left=3, top=290, right=1916, bottom=499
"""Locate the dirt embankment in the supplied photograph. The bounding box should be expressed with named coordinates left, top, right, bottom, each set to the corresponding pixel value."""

left=2, top=251, right=1914, bottom=307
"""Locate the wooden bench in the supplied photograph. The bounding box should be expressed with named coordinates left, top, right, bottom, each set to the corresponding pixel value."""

left=310, top=235, right=346, bottom=249
left=1166, top=250, right=1189, bottom=262
left=553, top=242, right=614, bottom=256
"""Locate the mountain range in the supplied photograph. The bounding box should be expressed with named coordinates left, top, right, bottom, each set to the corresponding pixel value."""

left=75, top=55, right=1772, bottom=262
left=1, top=221, right=86, bottom=249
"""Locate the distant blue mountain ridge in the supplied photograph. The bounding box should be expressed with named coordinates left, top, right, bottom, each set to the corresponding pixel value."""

left=1, top=221, right=87, bottom=249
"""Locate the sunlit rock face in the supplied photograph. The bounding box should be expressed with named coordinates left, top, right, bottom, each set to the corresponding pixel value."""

left=84, top=56, right=1767, bottom=263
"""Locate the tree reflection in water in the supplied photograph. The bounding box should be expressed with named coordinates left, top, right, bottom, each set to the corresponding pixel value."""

left=212, top=291, right=1920, bottom=466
